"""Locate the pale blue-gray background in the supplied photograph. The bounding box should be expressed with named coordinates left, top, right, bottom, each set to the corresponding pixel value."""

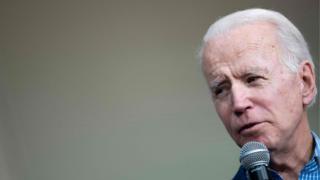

left=0, top=0, right=318, bottom=179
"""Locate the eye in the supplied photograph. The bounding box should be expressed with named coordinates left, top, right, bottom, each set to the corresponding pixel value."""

left=246, top=75, right=261, bottom=84
left=212, top=82, right=230, bottom=98
left=214, top=87, right=224, bottom=96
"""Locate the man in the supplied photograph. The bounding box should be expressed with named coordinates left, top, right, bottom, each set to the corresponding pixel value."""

left=199, top=8, right=319, bottom=179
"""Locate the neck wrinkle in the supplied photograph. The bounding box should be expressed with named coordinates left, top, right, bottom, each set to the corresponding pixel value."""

left=269, top=114, right=313, bottom=179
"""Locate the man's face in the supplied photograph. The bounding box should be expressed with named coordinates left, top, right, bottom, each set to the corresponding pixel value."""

left=202, top=22, right=305, bottom=149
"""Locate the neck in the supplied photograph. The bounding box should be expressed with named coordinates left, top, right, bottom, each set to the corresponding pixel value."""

left=269, top=114, right=313, bottom=179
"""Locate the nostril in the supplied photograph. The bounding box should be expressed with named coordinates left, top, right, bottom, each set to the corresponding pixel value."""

left=234, top=106, right=251, bottom=117
left=234, top=110, right=244, bottom=117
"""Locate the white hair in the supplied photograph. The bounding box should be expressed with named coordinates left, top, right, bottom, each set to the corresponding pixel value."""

left=198, top=8, right=317, bottom=106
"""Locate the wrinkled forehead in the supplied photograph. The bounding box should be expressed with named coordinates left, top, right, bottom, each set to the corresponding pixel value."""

left=202, top=22, right=281, bottom=66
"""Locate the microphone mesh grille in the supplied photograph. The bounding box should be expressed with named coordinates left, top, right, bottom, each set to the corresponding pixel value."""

left=239, top=141, right=270, bottom=170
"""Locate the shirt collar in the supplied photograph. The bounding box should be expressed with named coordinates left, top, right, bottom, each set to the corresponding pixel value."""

left=311, top=131, right=320, bottom=165
left=233, top=131, right=320, bottom=179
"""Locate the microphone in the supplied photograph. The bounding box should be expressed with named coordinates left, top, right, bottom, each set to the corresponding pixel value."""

left=239, top=141, right=270, bottom=180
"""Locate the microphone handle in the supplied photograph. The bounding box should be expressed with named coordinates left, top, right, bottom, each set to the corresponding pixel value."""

left=249, top=165, right=270, bottom=180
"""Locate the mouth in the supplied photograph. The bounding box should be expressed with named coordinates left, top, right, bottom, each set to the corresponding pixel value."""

left=238, top=122, right=264, bottom=135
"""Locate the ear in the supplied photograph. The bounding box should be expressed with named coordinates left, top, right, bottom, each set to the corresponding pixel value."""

left=298, top=61, right=316, bottom=107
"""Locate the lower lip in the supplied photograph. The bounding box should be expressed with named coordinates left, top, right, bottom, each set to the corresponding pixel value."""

left=239, top=122, right=266, bottom=135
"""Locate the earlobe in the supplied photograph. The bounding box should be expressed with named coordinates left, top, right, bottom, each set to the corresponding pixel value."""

left=299, top=61, right=316, bottom=106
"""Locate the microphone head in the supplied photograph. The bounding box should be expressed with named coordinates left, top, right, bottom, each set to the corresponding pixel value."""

left=239, top=141, right=270, bottom=170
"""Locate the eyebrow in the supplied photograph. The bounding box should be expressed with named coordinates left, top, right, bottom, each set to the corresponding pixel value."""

left=208, top=67, right=270, bottom=88
left=208, top=75, right=227, bottom=88
left=244, top=67, right=270, bottom=75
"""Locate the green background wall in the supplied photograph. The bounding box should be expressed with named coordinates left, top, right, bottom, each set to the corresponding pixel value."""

left=0, top=0, right=318, bottom=179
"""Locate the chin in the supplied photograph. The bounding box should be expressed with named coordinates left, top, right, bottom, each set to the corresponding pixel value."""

left=236, top=135, right=268, bottom=148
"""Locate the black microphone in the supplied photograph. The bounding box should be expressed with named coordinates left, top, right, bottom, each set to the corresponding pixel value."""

left=239, top=141, right=270, bottom=180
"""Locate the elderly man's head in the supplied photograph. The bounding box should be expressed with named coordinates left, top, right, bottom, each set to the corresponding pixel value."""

left=200, top=8, right=317, bottom=104
left=200, top=9, right=317, bottom=149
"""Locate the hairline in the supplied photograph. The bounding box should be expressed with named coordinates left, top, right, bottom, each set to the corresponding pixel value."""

left=198, top=8, right=317, bottom=106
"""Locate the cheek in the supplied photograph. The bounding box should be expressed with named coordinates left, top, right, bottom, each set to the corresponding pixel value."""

left=215, top=102, right=232, bottom=127
left=215, top=101, right=227, bottom=116
left=262, top=78, right=303, bottom=128
left=275, top=80, right=302, bottom=109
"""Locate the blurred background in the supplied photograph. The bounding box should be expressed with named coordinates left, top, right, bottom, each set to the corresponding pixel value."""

left=0, top=0, right=318, bottom=179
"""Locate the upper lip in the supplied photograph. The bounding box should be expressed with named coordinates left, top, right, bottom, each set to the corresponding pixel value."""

left=238, top=121, right=264, bottom=134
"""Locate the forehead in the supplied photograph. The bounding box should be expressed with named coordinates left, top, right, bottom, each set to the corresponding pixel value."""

left=202, top=22, right=281, bottom=72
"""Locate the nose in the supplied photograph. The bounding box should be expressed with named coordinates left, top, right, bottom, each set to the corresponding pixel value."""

left=231, top=84, right=253, bottom=117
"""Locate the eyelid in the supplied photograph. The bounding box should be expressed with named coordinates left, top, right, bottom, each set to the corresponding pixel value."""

left=244, top=73, right=263, bottom=80
left=209, top=79, right=228, bottom=91
left=244, top=74, right=267, bottom=85
left=245, top=73, right=258, bottom=77
left=212, top=82, right=231, bottom=98
left=209, top=81, right=220, bottom=90
left=209, top=75, right=228, bottom=87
